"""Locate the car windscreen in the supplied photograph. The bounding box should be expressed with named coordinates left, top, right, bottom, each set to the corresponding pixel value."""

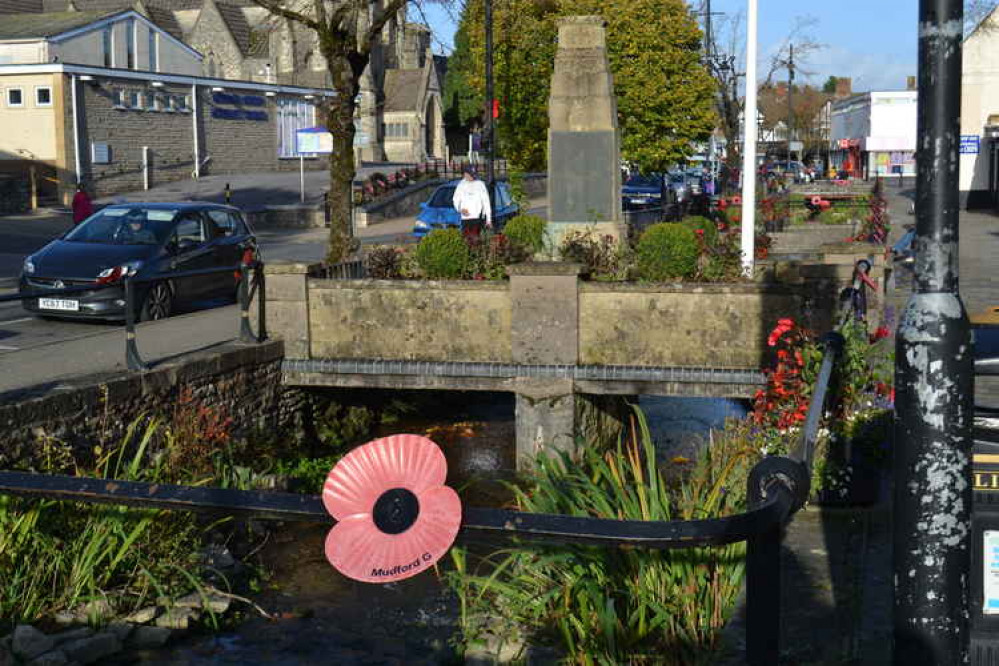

left=625, top=176, right=660, bottom=188
left=64, top=208, right=177, bottom=245
left=428, top=186, right=457, bottom=208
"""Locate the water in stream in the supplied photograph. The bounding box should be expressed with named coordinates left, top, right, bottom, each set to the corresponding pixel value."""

left=121, top=392, right=746, bottom=665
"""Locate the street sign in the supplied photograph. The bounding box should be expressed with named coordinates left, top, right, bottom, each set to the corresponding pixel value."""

left=961, top=135, right=981, bottom=154
left=296, top=127, right=333, bottom=154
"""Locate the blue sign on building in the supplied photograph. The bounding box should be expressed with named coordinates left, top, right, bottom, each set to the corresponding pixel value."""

left=961, top=135, right=980, bottom=155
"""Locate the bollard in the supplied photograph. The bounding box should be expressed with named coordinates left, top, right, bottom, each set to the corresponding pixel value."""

left=124, top=277, right=148, bottom=371
left=892, top=0, right=973, bottom=663
left=224, top=183, right=231, bottom=204
left=255, top=262, right=267, bottom=342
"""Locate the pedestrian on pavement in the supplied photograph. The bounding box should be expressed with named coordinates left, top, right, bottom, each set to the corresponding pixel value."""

left=452, top=165, right=491, bottom=242
left=72, top=183, right=93, bottom=225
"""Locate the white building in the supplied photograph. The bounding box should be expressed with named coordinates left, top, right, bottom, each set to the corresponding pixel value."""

left=829, top=91, right=917, bottom=179
left=960, top=6, right=999, bottom=209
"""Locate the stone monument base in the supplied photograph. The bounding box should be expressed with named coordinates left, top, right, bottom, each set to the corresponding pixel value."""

left=545, top=221, right=628, bottom=253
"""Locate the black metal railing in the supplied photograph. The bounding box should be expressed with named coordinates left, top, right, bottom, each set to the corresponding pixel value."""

left=0, top=258, right=267, bottom=372
left=0, top=260, right=875, bottom=664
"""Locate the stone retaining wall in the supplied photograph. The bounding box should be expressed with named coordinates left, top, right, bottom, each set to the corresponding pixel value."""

left=0, top=340, right=301, bottom=469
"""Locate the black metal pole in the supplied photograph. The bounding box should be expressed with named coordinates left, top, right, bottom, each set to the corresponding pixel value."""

left=893, top=1, right=973, bottom=664
left=787, top=44, right=794, bottom=169
left=238, top=258, right=254, bottom=343
left=124, top=277, right=147, bottom=371
left=484, top=0, right=495, bottom=217
left=256, top=263, right=267, bottom=342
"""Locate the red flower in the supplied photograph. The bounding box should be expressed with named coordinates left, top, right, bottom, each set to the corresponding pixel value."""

left=695, top=229, right=705, bottom=237
left=322, top=435, right=461, bottom=583
left=871, top=326, right=891, bottom=342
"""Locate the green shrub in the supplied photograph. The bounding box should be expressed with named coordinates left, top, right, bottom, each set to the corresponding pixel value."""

left=502, top=213, right=547, bottom=254
left=414, top=228, right=470, bottom=279
left=636, top=223, right=699, bottom=281
left=683, top=215, right=718, bottom=245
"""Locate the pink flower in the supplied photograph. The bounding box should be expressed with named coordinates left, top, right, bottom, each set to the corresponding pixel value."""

left=322, top=434, right=461, bottom=583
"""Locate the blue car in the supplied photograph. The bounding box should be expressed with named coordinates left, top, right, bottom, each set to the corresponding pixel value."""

left=412, top=180, right=519, bottom=237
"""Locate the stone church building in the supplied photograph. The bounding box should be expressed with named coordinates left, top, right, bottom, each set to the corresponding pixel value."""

left=0, top=0, right=446, bottom=163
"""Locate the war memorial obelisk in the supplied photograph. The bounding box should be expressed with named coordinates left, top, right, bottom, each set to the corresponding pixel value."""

left=547, top=16, right=625, bottom=245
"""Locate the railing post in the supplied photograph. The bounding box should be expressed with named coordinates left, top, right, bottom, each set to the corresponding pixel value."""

left=124, top=276, right=147, bottom=371
left=238, top=258, right=254, bottom=343
left=255, top=262, right=267, bottom=342
left=745, top=521, right=781, bottom=666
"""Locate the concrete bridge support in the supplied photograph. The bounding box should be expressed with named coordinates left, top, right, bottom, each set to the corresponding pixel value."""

left=508, top=263, right=583, bottom=467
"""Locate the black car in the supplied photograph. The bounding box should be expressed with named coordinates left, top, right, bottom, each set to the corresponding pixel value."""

left=622, top=174, right=664, bottom=210
left=19, top=202, right=257, bottom=321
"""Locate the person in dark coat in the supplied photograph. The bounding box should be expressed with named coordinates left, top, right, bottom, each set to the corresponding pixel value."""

left=71, top=183, right=93, bottom=225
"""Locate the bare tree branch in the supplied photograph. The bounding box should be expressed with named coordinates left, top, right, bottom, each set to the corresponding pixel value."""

left=362, top=0, right=411, bottom=55
left=248, top=0, right=319, bottom=31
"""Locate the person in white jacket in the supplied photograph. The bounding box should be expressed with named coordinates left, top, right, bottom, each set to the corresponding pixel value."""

left=452, top=165, right=492, bottom=241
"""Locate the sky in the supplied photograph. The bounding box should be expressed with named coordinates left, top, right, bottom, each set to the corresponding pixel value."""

left=418, top=1, right=922, bottom=93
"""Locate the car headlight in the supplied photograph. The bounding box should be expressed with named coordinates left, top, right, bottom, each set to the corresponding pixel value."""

left=415, top=221, right=429, bottom=229
left=97, top=260, right=144, bottom=284
left=22, top=257, right=35, bottom=275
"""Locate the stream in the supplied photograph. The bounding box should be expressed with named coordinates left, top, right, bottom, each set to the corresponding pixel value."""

left=119, top=392, right=747, bottom=665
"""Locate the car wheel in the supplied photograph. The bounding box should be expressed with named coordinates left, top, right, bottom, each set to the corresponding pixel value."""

left=139, top=282, right=173, bottom=322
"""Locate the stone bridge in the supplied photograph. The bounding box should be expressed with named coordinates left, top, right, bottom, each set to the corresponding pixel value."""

left=265, top=250, right=883, bottom=464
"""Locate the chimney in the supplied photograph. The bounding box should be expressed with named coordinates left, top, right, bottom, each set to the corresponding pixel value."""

left=907, top=75, right=917, bottom=91
left=835, top=77, right=852, bottom=99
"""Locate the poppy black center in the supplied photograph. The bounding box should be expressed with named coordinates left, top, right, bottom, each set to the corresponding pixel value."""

left=372, top=488, right=420, bottom=535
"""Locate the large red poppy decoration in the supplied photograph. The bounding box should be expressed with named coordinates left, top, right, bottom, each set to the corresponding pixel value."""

left=321, top=434, right=461, bottom=583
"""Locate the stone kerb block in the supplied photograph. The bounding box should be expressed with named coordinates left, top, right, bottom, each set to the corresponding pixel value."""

left=264, top=262, right=319, bottom=359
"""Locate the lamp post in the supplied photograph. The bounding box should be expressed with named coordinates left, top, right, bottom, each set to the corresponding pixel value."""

left=740, top=0, right=758, bottom=276
left=787, top=43, right=794, bottom=167
left=892, top=0, right=972, bottom=663
left=484, top=0, right=495, bottom=214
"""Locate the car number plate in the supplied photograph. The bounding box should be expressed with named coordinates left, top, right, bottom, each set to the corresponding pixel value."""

left=632, top=198, right=649, bottom=205
left=38, top=298, right=79, bottom=312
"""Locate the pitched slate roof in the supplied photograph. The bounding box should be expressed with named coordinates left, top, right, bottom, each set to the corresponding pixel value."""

left=0, top=10, right=116, bottom=38
left=144, top=2, right=184, bottom=39
left=215, top=1, right=251, bottom=54
left=383, top=68, right=424, bottom=113
left=0, top=0, right=44, bottom=14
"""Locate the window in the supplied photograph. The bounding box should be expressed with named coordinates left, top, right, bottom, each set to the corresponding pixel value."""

left=112, top=88, right=125, bottom=108
left=128, top=90, right=141, bottom=109
left=148, top=29, right=157, bottom=72
left=6, top=88, right=23, bottom=107
left=147, top=91, right=160, bottom=112
left=34, top=87, right=52, bottom=107
left=384, top=122, right=408, bottom=139
left=173, top=214, right=205, bottom=247
left=102, top=26, right=113, bottom=68
left=276, top=98, right=315, bottom=158
left=206, top=209, right=245, bottom=237
left=126, top=19, right=135, bottom=69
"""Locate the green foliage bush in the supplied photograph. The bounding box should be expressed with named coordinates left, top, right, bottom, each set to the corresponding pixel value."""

left=636, top=222, right=699, bottom=281
left=682, top=215, right=718, bottom=245
left=415, top=228, right=471, bottom=279
left=364, top=245, right=404, bottom=279
left=559, top=230, right=621, bottom=277
left=502, top=213, right=547, bottom=254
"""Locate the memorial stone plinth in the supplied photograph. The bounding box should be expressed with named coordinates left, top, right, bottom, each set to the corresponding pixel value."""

left=547, top=16, right=625, bottom=246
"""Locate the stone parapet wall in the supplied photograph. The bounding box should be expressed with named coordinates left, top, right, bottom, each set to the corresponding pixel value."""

left=0, top=341, right=297, bottom=469
left=578, top=283, right=805, bottom=368
left=307, top=278, right=513, bottom=362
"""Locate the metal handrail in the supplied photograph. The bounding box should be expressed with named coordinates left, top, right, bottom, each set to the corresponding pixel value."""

left=2, top=259, right=267, bottom=372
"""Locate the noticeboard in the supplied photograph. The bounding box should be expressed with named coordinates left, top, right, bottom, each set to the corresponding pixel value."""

left=296, top=127, right=333, bottom=155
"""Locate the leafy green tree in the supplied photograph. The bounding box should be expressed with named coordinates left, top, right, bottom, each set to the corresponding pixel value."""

left=447, top=0, right=715, bottom=172
left=822, top=76, right=838, bottom=94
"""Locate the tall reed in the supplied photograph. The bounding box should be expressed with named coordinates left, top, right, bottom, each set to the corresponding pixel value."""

left=448, top=408, right=758, bottom=665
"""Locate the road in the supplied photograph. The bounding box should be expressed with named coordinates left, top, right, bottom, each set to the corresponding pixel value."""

left=0, top=198, right=547, bottom=396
